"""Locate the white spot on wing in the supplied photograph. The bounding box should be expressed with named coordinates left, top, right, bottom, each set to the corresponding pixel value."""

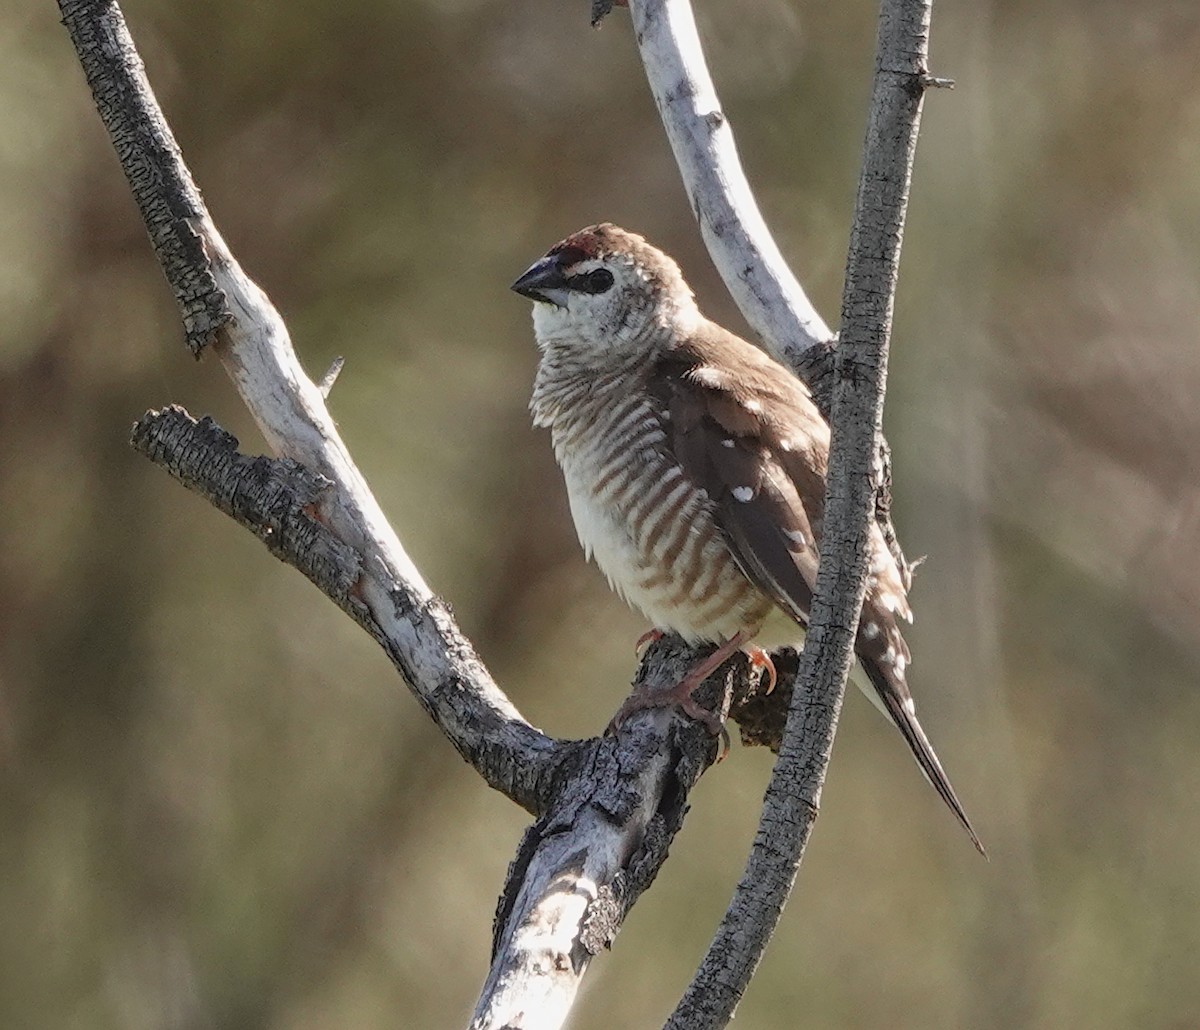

left=862, top=621, right=881, bottom=640
left=731, top=486, right=754, bottom=502
left=690, top=367, right=725, bottom=389
left=744, top=399, right=763, bottom=414
left=721, top=438, right=736, bottom=448
left=785, top=529, right=807, bottom=548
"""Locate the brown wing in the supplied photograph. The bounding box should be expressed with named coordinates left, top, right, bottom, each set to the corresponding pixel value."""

left=655, top=324, right=985, bottom=855
left=652, top=324, right=827, bottom=627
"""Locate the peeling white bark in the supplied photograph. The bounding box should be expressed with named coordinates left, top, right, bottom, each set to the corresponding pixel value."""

left=204, top=228, right=435, bottom=601
left=628, top=0, right=833, bottom=367
left=471, top=713, right=678, bottom=1030
left=60, top=0, right=939, bottom=1027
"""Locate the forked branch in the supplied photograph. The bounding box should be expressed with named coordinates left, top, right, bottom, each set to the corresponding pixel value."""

left=59, top=0, right=942, bottom=1026
left=57, top=2, right=743, bottom=1027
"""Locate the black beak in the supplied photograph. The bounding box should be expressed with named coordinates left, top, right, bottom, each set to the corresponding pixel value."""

left=511, top=255, right=570, bottom=307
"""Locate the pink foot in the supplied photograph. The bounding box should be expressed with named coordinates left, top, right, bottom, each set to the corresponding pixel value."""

left=635, top=627, right=665, bottom=657
left=608, top=685, right=728, bottom=748
left=611, top=630, right=760, bottom=757
left=746, top=647, right=777, bottom=695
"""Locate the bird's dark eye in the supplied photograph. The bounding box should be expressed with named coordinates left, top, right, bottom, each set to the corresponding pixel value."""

left=569, top=268, right=615, bottom=295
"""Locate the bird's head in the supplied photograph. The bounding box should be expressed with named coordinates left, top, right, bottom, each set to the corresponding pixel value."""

left=512, top=224, right=699, bottom=358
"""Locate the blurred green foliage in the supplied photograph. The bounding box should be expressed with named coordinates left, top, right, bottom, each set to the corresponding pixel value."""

left=3, top=0, right=1199, bottom=1027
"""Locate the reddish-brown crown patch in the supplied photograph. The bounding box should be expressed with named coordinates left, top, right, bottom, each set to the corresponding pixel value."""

left=547, top=223, right=689, bottom=296
left=547, top=223, right=622, bottom=266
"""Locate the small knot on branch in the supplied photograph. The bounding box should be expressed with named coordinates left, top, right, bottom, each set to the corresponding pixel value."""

left=318, top=356, right=345, bottom=397
left=579, top=881, right=624, bottom=955
left=919, top=73, right=955, bottom=90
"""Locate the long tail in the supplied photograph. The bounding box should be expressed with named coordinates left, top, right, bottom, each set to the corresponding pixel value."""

left=859, top=657, right=987, bottom=858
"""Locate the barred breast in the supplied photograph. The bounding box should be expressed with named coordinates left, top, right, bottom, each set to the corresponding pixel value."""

left=537, top=367, right=775, bottom=643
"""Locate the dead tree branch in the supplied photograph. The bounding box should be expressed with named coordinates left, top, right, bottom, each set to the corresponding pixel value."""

left=626, top=0, right=914, bottom=590
left=122, top=405, right=745, bottom=1027
left=60, top=0, right=943, bottom=1024
left=57, top=2, right=748, bottom=1025
left=61, top=0, right=557, bottom=805
left=126, top=405, right=556, bottom=805
left=472, top=637, right=736, bottom=1030
left=642, top=0, right=943, bottom=1024
left=627, top=0, right=832, bottom=366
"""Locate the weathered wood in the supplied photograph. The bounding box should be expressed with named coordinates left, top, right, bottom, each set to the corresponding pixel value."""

left=61, top=0, right=942, bottom=1026
left=126, top=408, right=747, bottom=1030
left=58, top=0, right=228, bottom=354
left=663, top=0, right=941, bottom=1024
left=473, top=638, right=736, bottom=1030
left=628, top=0, right=832, bottom=368
left=129, top=405, right=560, bottom=811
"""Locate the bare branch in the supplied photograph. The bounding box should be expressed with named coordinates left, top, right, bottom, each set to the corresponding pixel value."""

left=57, top=0, right=228, bottom=354
left=128, top=405, right=560, bottom=809
left=58, top=0, right=563, bottom=805
left=318, top=355, right=345, bottom=397
left=127, top=405, right=749, bottom=1030
left=627, top=0, right=833, bottom=367
left=58, top=3, right=743, bottom=1024
left=628, top=0, right=915, bottom=590
left=472, top=638, right=730, bottom=1029
left=663, top=0, right=941, bottom=1024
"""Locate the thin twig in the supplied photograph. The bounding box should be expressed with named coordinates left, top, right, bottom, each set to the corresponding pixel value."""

left=318, top=355, right=345, bottom=397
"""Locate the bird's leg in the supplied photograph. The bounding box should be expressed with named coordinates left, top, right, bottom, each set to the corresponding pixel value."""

left=671, top=629, right=754, bottom=699
left=612, top=630, right=756, bottom=744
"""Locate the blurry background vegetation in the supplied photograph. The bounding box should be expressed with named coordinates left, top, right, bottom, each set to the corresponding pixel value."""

left=2, top=0, right=1199, bottom=1027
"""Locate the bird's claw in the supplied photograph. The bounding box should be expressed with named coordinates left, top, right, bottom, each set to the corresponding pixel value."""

left=634, top=627, right=665, bottom=658
left=607, top=688, right=729, bottom=761
left=746, top=647, right=777, bottom=695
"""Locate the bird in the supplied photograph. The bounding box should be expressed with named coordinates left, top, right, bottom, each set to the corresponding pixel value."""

left=512, top=222, right=984, bottom=855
